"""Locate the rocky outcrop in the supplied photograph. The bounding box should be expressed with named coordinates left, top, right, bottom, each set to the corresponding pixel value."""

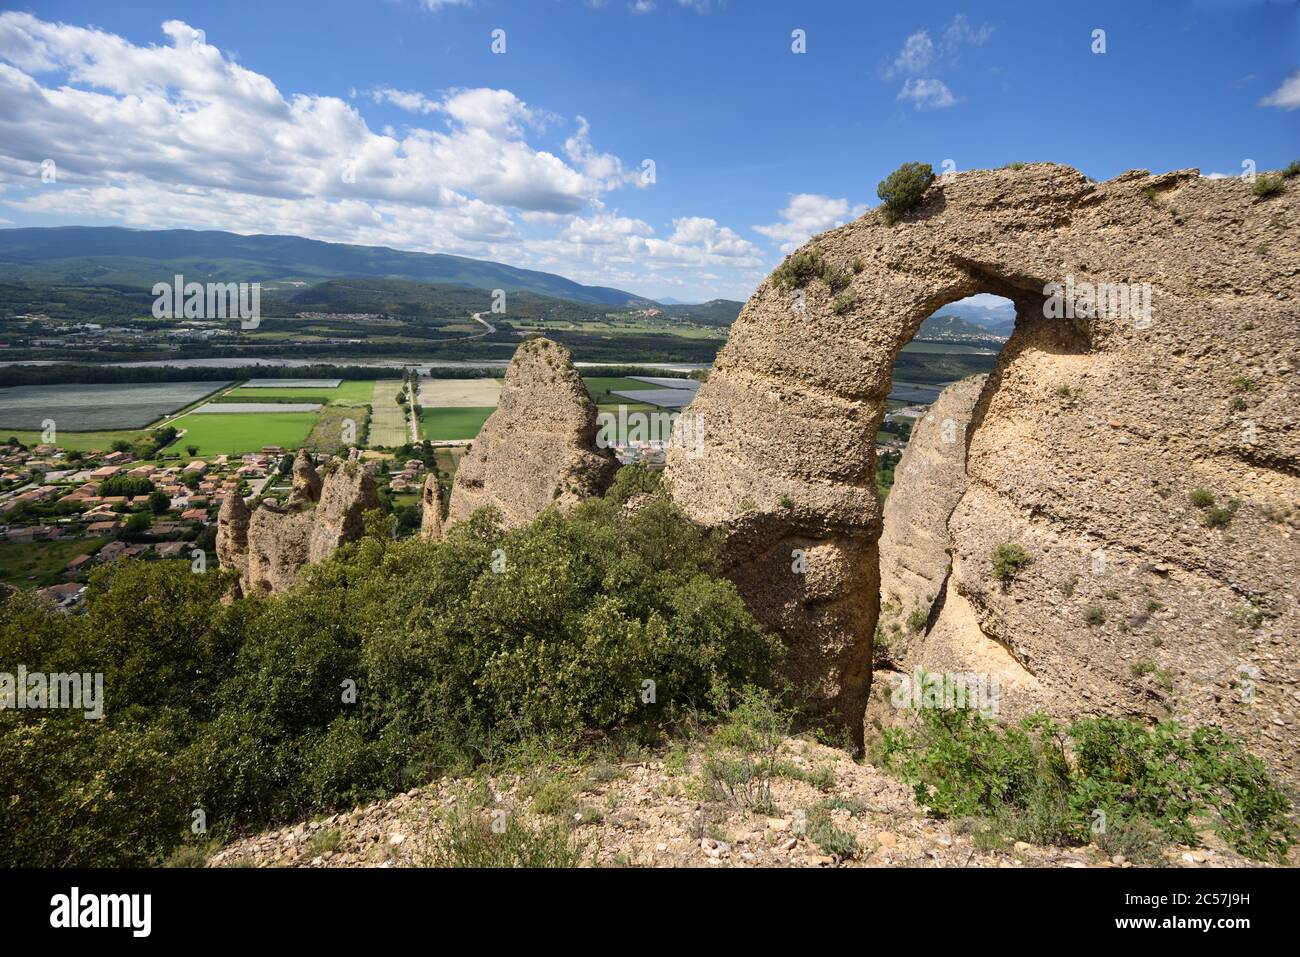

left=218, top=458, right=381, bottom=594
left=215, top=486, right=251, bottom=586
left=878, top=376, right=986, bottom=614
left=666, top=163, right=1299, bottom=774
left=448, top=337, right=616, bottom=527
left=288, top=449, right=322, bottom=506
left=419, top=474, right=443, bottom=541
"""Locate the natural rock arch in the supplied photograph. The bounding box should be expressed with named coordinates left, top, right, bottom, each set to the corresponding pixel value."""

left=666, top=163, right=1299, bottom=770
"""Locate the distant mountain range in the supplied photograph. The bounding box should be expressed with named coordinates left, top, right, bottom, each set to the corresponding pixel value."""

left=0, top=226, right=652, bottom=308
left=928, top=298, right=1016, bottom=337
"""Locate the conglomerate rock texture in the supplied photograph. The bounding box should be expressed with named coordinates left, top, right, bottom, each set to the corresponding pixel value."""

left=288, top=448, right=323, bottom=506
left=448, top=336, right=616, bottom=527
left=419, top=473, right=444, bottom=541
left=665, top=163, right=1299, bottom=775
left=878, top=375, right=986, bottom=614
left=217, top=457, right=381, bottom=595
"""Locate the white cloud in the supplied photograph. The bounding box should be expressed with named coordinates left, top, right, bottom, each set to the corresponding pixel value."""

left=1260, top=71, right=1300, bottom=110
left=370, top=87, right=440, bottom=114
left=420, top=0, right=472, bottom=10
left=0, top=12, right=765, bottom=300
left=886, top=32, right=934, bottom=78
left=897, top=77, right=957, bottom=110
left=753, top=193, right=867, bottom=252
left=884, top=15, right=990, bottom=105
left=941, top=14, right=992, bottom=56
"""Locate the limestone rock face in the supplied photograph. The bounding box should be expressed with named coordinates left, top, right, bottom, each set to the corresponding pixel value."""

left=306, top=460, right=382, bottom=561
left=218, top=458, right=381, bottom=594
left=666, top=163, right=1299, bottom=773
left=288, top=449, right=322, bottom=506
left=215, top=487, right=251, bottom=579
left=419, top=474, right=443, bottom=541
left=449, top=337, right=616, bottom=527
left=878, top=376, right=986, bottom=614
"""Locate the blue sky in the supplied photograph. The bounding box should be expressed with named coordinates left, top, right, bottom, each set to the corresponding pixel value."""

left=0, top=0, right=1295, bottom=301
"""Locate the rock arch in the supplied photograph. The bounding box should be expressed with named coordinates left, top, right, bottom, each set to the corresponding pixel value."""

left=666, top=164, right=1299, bottom=770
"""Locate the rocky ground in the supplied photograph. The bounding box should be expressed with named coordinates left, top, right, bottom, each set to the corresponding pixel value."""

left=206, top=735, right=1284, bottom=869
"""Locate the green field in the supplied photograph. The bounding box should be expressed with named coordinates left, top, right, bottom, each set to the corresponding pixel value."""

left=224, top=380, right=375, bottom=404
left=419, top=406, right=495, bottom=442
left=0, top=538, right=102, bottom=587
left=170, top=410, right=319, bottom=456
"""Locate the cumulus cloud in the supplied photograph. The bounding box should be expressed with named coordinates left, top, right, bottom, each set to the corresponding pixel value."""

left=886, top=32, right=934, bottom=78
left=1260, top=71, right=1300, bottom=109
left=0, top=12, right=763, bottom=299
left=753, top=193, right=867, bottom=252
left=897, top=77, right=957, bottom=110
left=370, top=87, right=441, bottom=114
left=883, top=15, right=989, bottom=107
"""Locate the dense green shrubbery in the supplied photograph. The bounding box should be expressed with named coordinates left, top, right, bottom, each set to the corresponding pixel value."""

left=875, top=698, right=1296, bottom=862
left=0, top=469, right=781, bottom=865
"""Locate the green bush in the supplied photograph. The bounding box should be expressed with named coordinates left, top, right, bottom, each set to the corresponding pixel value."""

left=422, top=795, right=589, bottom=868
left=876, top=705, right=1296, bottom=861
left=1253, top=175, right=1285, bottom=197
left=990, top=543, right=1032, bottom=585
left=877, top=162, right=935, bottom=224
left=700, top=686, right=793, bottom=813
left=0, top=468, right=780, bottom=866
left=772, top=248, right=852, bottom=293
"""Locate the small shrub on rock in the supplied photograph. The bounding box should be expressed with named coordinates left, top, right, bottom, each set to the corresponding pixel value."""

left=877, top=162, right=935, bottom=224
left=990, top=543, right=1032, bottom=585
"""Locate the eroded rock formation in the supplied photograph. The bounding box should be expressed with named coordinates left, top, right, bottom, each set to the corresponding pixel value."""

left=215, top=486, right=251, bottom=581
left=448, top=336, right=616, bottom=527
left=419, top=473, right=444, bottom=541
left=288, top=449, right=323, bottom=506
left=666, top=163, right=1299, bottom=774
left=217, top=458, right=381, bottom=594
left=878, top=375, right=985, bottom=614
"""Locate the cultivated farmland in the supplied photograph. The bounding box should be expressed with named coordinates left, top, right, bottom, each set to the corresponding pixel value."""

left=0, top=381, right=230, bottom=430
left=368, top=380, right=408, bottom=447
left=419, top=406, right=495, bottom=442
left=169, top=410, right=318, bottom=456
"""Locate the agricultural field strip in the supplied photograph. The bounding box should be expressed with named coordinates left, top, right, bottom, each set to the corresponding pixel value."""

left=192, top=402, right=322, bottom=414
left=367, top=380, right=409, bottom=447
left=418, top=406, right=496, bottom=442
left=241, top=378, right=342, bottom=388
left=608, top=388, right=697, bottom=408
left=417, top=377, right=503, bottom=408
left=0, top=381, right=232, bottom=431
left=168, top=410, right=319, bottom=456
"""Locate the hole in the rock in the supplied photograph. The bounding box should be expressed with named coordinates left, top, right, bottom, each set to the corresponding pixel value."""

left=873, top=292, right=1015, bottom=669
